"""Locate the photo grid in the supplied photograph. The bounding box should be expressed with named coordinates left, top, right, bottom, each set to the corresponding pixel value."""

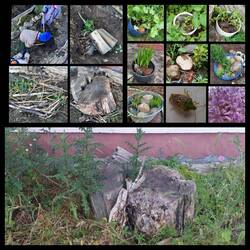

left=8, top=4, right=245, bottom=124
left=5, top=4, right=246, bottom=245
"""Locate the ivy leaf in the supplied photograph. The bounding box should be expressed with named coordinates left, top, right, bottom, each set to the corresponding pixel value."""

left=200, top=13, right=207, bottom=27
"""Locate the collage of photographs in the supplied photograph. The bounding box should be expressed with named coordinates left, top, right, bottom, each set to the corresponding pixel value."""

left=4, top=3, right=246, bottom=246
left=9, top=4, right=245, bottom=124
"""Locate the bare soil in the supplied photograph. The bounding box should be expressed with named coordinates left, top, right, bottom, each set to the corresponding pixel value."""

left=70, top=5, right=123, bottom=64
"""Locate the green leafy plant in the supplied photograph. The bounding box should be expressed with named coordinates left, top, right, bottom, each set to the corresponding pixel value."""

left=53, top=128, right=100, bottom=217
left=128, top=5, right=164, bottom=40
left=211, top=44, right=231, bottom=76
left=131, top=95, right=142, bottom=109
left=134, top=47, right=154, bottom=68
left=10, top=78, right=34, bottom=94
left=149, top=96, right=162, bottom=108
left=83, top=19, right=94, bottom=33
left=211, top=6, right=242, bottom=30
left=126, top=128, right=151, bottom=181
left=192, top=44, right=208, bottom=70
left=167, top=5, right=207, bottom=42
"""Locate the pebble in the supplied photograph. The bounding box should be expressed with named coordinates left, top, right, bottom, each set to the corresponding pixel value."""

left=166, top=65, right=180, bottom=80
left=176, top=54, right=193, bottom=71
left=231, top=61, right=242, bottom=72
left=138, top=103, right=150, bottom=113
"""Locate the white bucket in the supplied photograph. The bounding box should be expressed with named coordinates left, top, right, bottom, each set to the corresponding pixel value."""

left=215, top=13, right=241, bottom=37
left=173, top=12, right=197, bottom=36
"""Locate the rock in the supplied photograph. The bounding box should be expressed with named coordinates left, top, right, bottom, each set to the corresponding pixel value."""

left=234, top=55, right=243, bottom=62
left=166, top=56, right=172, bottom=65
left=166, top=65, right=180, bottom=80
left=142, top=94, right=153, bottom=104
left=90, top=161, right=125, bottom=220
left=176, top=54, right=193, bottom=70
left=138, top=103, right=150, bottom=113
left=127, top=166, right=196, bottom=236
left=231, top=61, right=242, bottom=72
left=230, top=58, right=235, bottom=64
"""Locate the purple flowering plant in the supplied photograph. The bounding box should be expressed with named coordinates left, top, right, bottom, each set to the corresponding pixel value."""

left=209, top=87, right=245, bottom=123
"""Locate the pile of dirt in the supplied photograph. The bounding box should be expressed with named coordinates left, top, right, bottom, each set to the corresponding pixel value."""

left=70, top=5, right=123, bottom=64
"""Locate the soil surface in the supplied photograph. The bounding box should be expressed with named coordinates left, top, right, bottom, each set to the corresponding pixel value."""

left=70, top=5, right=123, bottom=64
left=127, top=86, right=164, bottom=123
left=210, top=44, right=245, bottom=85
left=127, top=44, right=164, bottom=84
left=11, top=5, right=68, bottom=64
left=70, top=66, right=123, bottom=123
left=9, top=66, right=68, bottom=123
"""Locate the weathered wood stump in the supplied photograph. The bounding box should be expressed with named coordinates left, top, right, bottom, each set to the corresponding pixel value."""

left=90, top=147, right=196, bottom=237
left=126, top=166, right=196, bottom=236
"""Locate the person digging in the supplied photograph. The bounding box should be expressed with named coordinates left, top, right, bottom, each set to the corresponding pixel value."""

left=19, top=28, right=56, bottom=51
left=40, top=5, right=62, bottom=32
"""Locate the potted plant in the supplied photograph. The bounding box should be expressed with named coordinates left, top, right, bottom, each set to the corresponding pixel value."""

left=173, top=12, right=198, bottom=36
left=127, top=5, right=164, bottom=39
left=211, top=6, right=242, bottom=37
left=211, top=44, right=244, bottom=80
left=128, top=91, right=163, bottom=123
left=127, top=5, right=148, bottom=37
left=132, top=47, right=155, bottom=83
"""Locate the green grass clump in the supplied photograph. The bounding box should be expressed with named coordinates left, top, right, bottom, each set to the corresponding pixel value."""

left=134, top=48, right=154, bottom=68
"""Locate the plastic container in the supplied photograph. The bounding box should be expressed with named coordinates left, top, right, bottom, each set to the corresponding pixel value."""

left=128, top=91, right=163, bottom=123
left=213, top=53, right=243, bottom=81
left=216, top=12, right=241, bottom=37
left=132, top=61, right=155, bottom=83
left=128, top=20, right=148, bottom=37
left=173, top=12, right=197, bottom=36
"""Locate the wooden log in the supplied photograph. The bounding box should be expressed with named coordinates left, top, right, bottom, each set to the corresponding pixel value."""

left=108, top=188, right=128, bottom=227
left=111, top=146, right=133, bottom=162
left=97, top=28, right=118, bottom=48
left=90, top=30, right=112, bottom=55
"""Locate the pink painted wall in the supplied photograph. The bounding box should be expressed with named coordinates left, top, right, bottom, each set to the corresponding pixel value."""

left=36, top=133, right=245, bottom=159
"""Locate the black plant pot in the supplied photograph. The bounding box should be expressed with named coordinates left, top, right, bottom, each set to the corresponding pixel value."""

left=132, top=61, right=155, bottom=83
